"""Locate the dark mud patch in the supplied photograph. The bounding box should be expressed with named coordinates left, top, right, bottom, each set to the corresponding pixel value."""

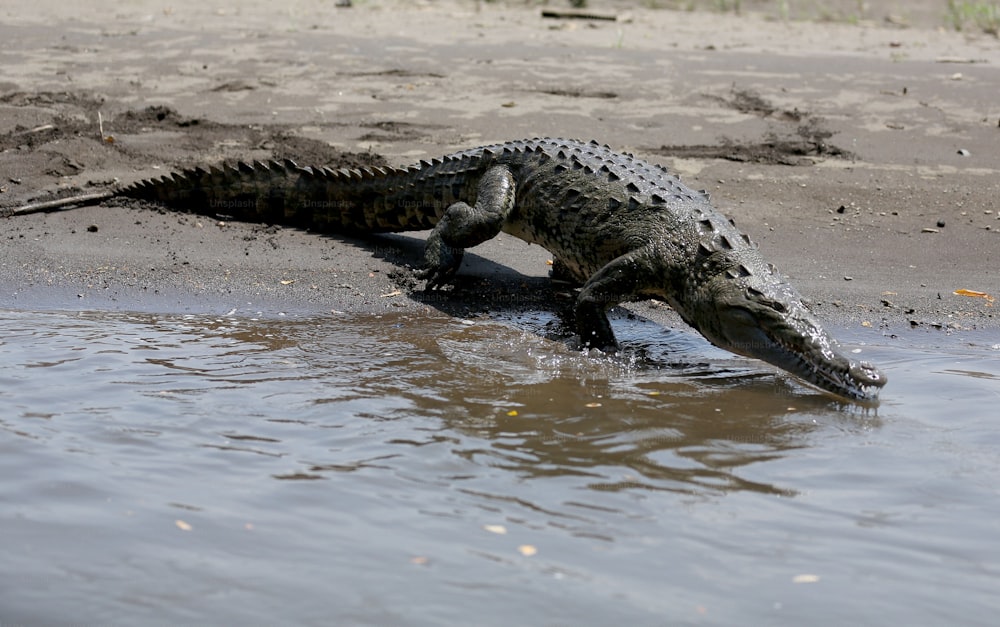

left=652, top=109, right=852, bottom=166
left=210, top=80, right=258, bottom=93
left=0, top=91, right=110, bottom=151
left=342, top=68, right=446, bottom=79
left=114, top=105, right=206, bottom=130
left=711, top=87, right=805, bottom=122
left=651, top=87, right=851, bottom=165
left=0, top=93, right=381, bottom=167
left=0, top=104, right=218, bottom=155
left=535, top=87, right=619, bottom=99
left=0, top=102, right=206, bottom=153
left=0, top=97, right=386, bottom=214
left=652, top=127, right=851, bottom=165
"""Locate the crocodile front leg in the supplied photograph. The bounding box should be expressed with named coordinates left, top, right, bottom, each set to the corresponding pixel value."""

left=574, top=249, right=650, bottom=351
left=418, top=165, right=517, bottom=288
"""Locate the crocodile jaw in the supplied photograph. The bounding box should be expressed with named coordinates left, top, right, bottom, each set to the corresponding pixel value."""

left=722, top=313, right=886, bottom=402
left=688, top=277, right=887, bottom=403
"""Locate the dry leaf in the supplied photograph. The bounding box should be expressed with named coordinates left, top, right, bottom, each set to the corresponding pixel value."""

left=175, top=519, right=192, bottom=531
left=953, top=289, right=995, bottom=305
left=483, top=524, right=507, bottom=535
left=518, top=544, right=537, bottom=556
left=280, top=279, right=295, bottom=285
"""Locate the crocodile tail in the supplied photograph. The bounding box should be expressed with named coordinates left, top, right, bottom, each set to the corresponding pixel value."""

left=121, top=159, right=440, bottom=233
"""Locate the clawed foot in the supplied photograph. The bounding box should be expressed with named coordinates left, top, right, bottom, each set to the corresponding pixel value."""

left=415, top=264, right=458, bottom=289
left=417, top=235, right=464, bottom=289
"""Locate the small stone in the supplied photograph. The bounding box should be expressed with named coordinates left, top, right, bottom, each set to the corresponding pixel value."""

left=844, top=276, right=853, bottom=281
left=957, top=149, right=970, bottom=156
left=936, top=219, right=946, bottom=228
left=87, top=224, right=99, bottom=232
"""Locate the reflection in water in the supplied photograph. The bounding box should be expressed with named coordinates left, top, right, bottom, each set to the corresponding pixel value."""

left=2, top=308, right=995, bottom=625
left=0, top=309, right=873, bottom=498
left=414, top=323, right=875, bottom=497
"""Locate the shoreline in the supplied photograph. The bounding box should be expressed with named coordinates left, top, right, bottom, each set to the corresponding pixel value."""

left=1, top=0, right=997, bottom=336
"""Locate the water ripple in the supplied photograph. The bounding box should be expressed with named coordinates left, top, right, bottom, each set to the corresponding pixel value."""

left=1, top=309, right=999, bottom=625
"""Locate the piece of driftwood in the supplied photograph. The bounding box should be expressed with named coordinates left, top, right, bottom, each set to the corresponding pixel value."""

left=540, top=8, right=632, bottom=22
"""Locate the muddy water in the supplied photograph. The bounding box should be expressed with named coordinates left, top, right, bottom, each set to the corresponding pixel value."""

left=1, top=308, right=997, bottom=625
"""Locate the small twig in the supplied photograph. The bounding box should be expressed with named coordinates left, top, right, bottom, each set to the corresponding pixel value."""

left=2, top=191, right=116, bottom=217
left=540, top=8, right=631, bottom=22
left=19, top=123, right=55, bottom=135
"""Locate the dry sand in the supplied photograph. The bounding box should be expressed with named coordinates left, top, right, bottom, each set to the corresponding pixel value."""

left=1, top=0, right=998, bottom=336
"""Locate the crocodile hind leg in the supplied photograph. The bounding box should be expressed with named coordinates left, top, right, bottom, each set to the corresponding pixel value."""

left=574, top=250, right=650, bottom=351
left=418, top=165, right=516, bottom=288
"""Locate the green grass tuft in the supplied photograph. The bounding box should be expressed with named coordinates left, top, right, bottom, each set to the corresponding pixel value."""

left=946, top=0, right=1000, bottom=36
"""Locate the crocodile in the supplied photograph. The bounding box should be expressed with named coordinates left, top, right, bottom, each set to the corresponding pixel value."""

left=10, top=137, right=886, bottom=402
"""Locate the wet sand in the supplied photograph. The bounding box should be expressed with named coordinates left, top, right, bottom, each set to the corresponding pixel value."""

left=1, top=0, right=998, bottom=335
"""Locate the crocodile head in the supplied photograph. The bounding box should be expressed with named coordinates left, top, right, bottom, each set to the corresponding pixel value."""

left=682, top=265, right=887, bottom=403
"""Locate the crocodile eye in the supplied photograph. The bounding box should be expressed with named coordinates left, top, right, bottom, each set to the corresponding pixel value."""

left=768, top=301, right=787, bottom=314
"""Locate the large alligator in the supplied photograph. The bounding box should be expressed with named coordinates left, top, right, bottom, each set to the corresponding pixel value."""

left=11, top=138, right=886, bottom=402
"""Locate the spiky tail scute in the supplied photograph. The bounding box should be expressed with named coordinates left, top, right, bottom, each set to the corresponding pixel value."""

left=121, top=159, right=443, bottom=234
left=123, top=159, right=308, bottom=225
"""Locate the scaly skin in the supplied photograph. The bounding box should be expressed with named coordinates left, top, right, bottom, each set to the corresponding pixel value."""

left=39, top=138, right=889, bottom=401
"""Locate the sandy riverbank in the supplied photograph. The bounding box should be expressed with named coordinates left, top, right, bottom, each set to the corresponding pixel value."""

left=1, top=0, right=997, bottom=335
